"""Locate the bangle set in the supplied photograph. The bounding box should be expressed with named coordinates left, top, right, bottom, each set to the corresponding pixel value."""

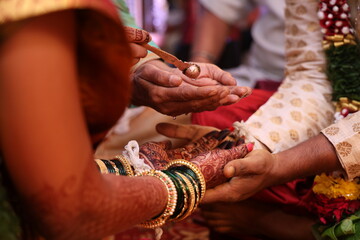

left=94, top=156, right=135, bottom=176
left=137, top=159, right=206, bottom=229
left=94, top=157, right=206, bottom=229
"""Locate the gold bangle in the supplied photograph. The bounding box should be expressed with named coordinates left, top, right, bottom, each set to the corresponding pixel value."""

left=165, top=160, right=206, bottom=202
left=170, top=175, right=188, bottom=221
left=136, top=170, right=178, bottom=228
left=95, top=159, right=109, bottom=174
left=178, top=170, right=200, bottom=211
left=171, top=171, right=197, bottom=222
left=115, top=155, right=134, bottom=176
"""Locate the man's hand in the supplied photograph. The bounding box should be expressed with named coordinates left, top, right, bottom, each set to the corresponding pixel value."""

left=202, top=149, right=278, bottom=203
left=131, top=60, right=251, bottom=116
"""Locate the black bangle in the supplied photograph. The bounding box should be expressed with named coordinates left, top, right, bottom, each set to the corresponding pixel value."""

left=162, top=170, right=184, bottom=219
left=175, top=169, right=199, bottom=206
left=111, top=159, right=126, bottom=176
left=170, top=166, right=202, bottom=194
left=101, top=159, right=116, bottom=174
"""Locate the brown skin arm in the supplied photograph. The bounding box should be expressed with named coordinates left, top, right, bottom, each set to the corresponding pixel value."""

left=0, top=11, right=167, bottom=240
left=191, top=7, right=231, bottom=63
left=203, top=133, right=342, bottom=203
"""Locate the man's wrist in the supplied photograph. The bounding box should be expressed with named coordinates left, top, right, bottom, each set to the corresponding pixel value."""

left=191, top=51, right=217, bottom=63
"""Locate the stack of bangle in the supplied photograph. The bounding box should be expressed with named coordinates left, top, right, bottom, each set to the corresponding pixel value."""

left=137, top=159, right=206, bottom=229
left=94, top=155, right=134, bottom=176
left=95, top=157, right=206, bottom=228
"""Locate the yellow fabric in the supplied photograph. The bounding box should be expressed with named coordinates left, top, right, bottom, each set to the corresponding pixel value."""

left=322, top=111, right=360, bottom=180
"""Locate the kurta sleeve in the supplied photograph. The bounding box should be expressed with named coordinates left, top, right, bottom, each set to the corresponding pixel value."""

left=322, top=111, right=360, bottom=180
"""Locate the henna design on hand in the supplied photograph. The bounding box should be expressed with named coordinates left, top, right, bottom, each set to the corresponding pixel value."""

left=166, top=129, right=230, bottom=160
left=124, top=26, right=151, bottom=43
left=139, top=142, right=171, bottom=170
left=191, top=144, right=250, bottom=189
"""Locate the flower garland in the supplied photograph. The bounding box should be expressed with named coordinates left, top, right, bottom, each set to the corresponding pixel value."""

left=310, top=0, right=360, bottom=239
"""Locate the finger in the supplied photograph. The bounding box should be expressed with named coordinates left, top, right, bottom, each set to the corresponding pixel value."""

left=219, top=94, right=240, bottom=106
left=216, top=86, right=253, bottom=106
left=202, top=184, right=239, bottom=203
left=153, top=99, right=223, bottom=117
left=124, top=26, right=151, bottom=43
left=162, top=85, right=226, bottom=102
left=198, top=63, right=237, bottom=86
left=184, top=129, right=226, bottom=151
left=230, top=86, right=252, bottom=98
left=204, top=64, right=236, bottom=86
left=155, top=140, right=172, bottom=150
left=136, top=62, right=182, bottom=87
left=156, top=91, right=231, bottom=115
left=223, top=145, right=256, bottom=179
left=156, top=122, right=205, bottom=140
left=129, top=43, right=148, bottom=59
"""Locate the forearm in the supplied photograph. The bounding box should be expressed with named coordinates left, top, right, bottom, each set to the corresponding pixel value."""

left=61, top=169, right=167, bottom=240
left=191, top=8, right=231, bottom=63
left=273, top=134, right=342, bottom=185
left=0, top=11, right=168, bottom=239
left=24, top=164, right=167, bottom=239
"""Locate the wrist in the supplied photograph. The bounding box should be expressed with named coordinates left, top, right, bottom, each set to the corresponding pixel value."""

left=191, top=51, right=217, bottom=63
left=270, top=153, right=289, bottom=186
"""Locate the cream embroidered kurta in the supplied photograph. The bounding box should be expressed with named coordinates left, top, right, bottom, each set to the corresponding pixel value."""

left=234, top=0, right=335, bottom=153
left=322, top=111, right=360, bottom=180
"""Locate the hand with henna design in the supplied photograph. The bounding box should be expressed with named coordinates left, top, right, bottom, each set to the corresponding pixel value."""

left=190, top=143, right=253, bottom=189
left=139, top=129, right=233, bottom=169
left=124, top=26, right=151, bottom=65
left=139, top=139, right=252, bottom=188
left=139, top=122, right=252, bottom=189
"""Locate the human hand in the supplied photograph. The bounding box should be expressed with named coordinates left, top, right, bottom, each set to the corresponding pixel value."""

left=191, top=142, right=252, bottom=189
left=124, top=26, right=151, bottom=65
left=202, top=149, right=278, bottom=203
left=131, top=60, right=251, bottom=116
left=138, top=128, right=233, bottom=169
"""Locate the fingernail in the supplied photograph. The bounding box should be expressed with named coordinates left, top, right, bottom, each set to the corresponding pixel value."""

left=225, top=166, right=235, bottom=178
left=246, top=142, right=254, bottom=152
left=243, top=87, right=252, bottom=97
left=169, top=75, right=182, bottom=86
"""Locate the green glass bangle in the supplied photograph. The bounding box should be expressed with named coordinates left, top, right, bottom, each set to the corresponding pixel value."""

left=162, top=170, right=184, bottom=219
left=111, top=159, right=126, bottom=176
left=170, top=171, right=197, bottom=221
left=174, top=169, right=199, bottom=207
left=101, top=159, right=116, bottom=174
left=171, top=166, right=201, bottom=194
